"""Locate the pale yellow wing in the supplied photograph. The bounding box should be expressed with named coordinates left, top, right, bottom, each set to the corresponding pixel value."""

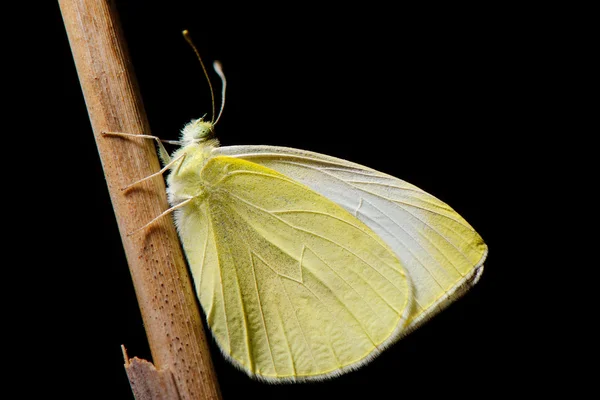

left=174, top=155, right=411, bottom=381
left=215, top=145, right=488, bottom=332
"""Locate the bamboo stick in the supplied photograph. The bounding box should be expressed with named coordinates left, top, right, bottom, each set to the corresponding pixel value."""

left=58, top=1, right=222, bottom=398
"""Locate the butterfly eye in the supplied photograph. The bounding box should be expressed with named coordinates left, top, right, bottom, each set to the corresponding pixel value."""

left=197, top=126, right=214, bottom=141
left=181, top=118, right=215, bottom=143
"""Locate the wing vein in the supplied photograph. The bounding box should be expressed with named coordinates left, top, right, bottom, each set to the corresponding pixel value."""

left=248, top=251, right=278, bottom=375
left=225, top=192, right=406, bottom=296
left=271, top=209, right=390, bottom=254
left=307, top=245, right=392, bottom=323
left=296, top=161, right=471, bottom=228
left=206, top=208, right=233, bottom=355
left=211, top=168, right=304, bottom=189
left=283, top=162, right=479, bottom=262
left=278, top=275, right=320, bottom=371
left=361, top=197, right=462, bottom=282
left=226, top=235, right=254, bottom=370
left=273, top=287, right=297, bottom=376
left=198, top=206, right=210, bottom=286
left=300, top=277, right=354, bottom=364
left=343, top=179, right=452, bottom=209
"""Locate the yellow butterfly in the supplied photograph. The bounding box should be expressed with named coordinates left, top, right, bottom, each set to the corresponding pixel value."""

left=108, top=32, right=487, bottom=382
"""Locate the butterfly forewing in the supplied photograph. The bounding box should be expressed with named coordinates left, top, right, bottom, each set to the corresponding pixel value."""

left=215, top=146, right=488, bottom=331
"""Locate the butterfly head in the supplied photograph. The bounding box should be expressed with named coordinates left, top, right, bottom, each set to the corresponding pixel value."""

left=181, top=117, right=215, bottom=145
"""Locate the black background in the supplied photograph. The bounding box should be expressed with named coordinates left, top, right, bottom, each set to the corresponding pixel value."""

left=28, top=1, right=545, bottom=398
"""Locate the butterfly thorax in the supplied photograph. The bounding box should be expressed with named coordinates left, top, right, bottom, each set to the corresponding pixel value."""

left=166, top=137, right=219, bottom=207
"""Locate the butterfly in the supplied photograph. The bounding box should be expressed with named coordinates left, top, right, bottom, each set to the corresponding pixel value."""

left=106, top=31, right=487, bottom=382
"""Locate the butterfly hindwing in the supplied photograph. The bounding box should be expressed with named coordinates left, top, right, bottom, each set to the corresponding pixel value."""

left=174, top=155, right=412, bottom=381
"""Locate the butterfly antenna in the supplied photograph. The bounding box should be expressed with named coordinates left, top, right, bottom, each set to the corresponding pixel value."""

left=212, top=61, right=226, bottom=126
left=182, top=30, right=216, bottom=123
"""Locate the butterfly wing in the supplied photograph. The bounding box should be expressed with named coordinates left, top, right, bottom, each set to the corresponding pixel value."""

left=175, top=155, right=411, bottom=381
left=215, top=145, right=488, bottom=332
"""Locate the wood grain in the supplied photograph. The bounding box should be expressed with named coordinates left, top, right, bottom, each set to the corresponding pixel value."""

left=58, top=1, right=222, bottom=398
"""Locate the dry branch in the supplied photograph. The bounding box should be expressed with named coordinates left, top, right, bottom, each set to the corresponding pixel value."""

left=58, top=1, right=222, bottom=398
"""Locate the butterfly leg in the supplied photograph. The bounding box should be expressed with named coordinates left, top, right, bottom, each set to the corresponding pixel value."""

left=120, top=153, right=187, bottom=192
left=102, top=131, right=173, bottom=164
left=127, top=197, right=194, bottom=236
